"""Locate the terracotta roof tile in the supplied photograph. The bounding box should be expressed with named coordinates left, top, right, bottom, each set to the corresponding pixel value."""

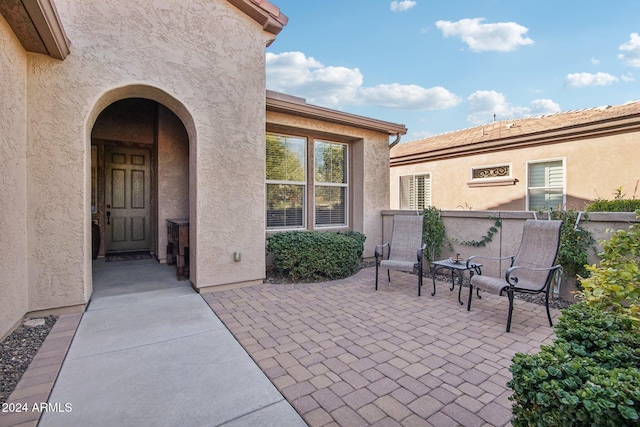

left=391, top=101, right=640, bottom=162
left=251, top=0, right=288, bottom=26
left=227, top=0, right=288, bottom=38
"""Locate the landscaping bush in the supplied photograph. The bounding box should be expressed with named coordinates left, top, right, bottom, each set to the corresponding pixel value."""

left=422, top=206, right=447, bottom=263
left=509, top=302, right=640, bottom=427
left=580, top=209, right=640, bottom=322
left=586, top=199, right=640, bottom=212
left=266, top=231, right=366, bottom=281
left=548, top=210, right=595, bottom=283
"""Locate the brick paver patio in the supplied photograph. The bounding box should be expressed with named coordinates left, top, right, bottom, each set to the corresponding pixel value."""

left=203, top=267, right=559, bottom=427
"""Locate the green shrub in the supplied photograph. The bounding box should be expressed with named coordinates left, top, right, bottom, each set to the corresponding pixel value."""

left=586, top=199, right=640, bottom=212
left=509, top=302, right=640, bottom=427
left=580, top=209, right=640, bottom=322
left=422, top=207, right=447, bottom=263
left=548, top=210, right=595, bottom=283
left=553, top=303, right=640, bottom=368
left=266, top=231, right=366, bottom=281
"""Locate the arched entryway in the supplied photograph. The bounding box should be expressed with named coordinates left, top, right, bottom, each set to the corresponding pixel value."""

left=88, top=86, right=195, bottom=281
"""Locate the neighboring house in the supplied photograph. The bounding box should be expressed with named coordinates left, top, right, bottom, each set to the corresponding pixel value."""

left=390, top=101, right=640, bottom=211
left=0, top=0, right=406, bottom=339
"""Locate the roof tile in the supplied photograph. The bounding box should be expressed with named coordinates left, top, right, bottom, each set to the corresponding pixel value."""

left=391, top=101, right=640, bottom=161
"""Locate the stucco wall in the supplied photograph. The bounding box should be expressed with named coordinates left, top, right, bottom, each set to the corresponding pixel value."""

left=0, top=16, right=29, bottom=339
left=266, top=111, right=391, bottom=258
left=157, top=104, right=189, bottom=261
left=390, top=132, right=640, bottom=211
left=24, top=0, right=274, bottom=309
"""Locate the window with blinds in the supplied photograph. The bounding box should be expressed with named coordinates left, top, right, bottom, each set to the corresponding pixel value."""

left=315, top=141, right=348, bottom=227
left=266, top=134, right=306, bottom=228
left=400, top=174, right=431, bottom=210
left=266, top=134, right=350, bottom=230
left=527, top=160, right=564, bottom=211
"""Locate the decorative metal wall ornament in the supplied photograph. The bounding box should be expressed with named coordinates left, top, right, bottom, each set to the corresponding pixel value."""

left=472, top=165, right=510, bottom=179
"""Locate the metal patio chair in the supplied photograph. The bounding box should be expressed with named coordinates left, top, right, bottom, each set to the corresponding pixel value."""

left=375, top=215, right=426, bottom=295
left=466, top=219, right=563, bottom=332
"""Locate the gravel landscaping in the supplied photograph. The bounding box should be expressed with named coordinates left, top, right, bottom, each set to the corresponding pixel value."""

left=0, top=316, right=57, bottom=404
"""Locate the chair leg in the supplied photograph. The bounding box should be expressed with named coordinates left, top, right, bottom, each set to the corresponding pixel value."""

left=506, top=290, right=514, bottom=332
left=418, top=265, right=423, bottom=296
left=387, top=269, right=391, bottom=283
left=545, top=291, right=553, bottom=327
left=375, top=263, right=379, bottom=290
left=467, top=285, right=473, bottom=311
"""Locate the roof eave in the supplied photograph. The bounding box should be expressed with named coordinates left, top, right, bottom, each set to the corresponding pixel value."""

left=0, top=0, right=70, bottom=59
left=226, top=0, right=288, bottom=37
left=391, top=114, right=640, bottom=166
left=266, top=90, right=407, bottom=136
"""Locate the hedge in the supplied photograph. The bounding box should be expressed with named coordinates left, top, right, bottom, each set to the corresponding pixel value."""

left=586, top=199, right=640, bottom=212
left=509, top=303, right=640, bottom=426
left=266, top=231, right=366, bottom=281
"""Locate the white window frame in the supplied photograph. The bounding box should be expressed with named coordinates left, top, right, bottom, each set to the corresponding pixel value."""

left=265, top=133, right=307, bottom=230
left=313, top=140, right=349, bottom=228
left=526, top=158, right=566, bottom=211
left=399, top=173, right=431, bottom=210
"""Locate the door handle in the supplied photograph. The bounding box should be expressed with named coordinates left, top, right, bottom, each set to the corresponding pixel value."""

left=106, top=206, right=111, bottom=225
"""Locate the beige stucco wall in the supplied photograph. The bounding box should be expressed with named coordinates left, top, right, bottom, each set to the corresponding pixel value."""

left=157, top=104, right=190, bottom=261
left=0, top=16, right=29, bottom=339
left=22, top=0, right=274, bottom=311
left=266, top=111, right=391, bottom=258
left=390, top=132, right=640, bottom=211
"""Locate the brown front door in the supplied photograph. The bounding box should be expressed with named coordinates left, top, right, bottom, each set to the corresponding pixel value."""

left=105, top=147, right=151, bottom=252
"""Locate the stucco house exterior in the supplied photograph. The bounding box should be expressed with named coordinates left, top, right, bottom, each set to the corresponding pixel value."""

left=390, top=101, right=640, bottom=212
left=0, top=0, right=406, bottom=340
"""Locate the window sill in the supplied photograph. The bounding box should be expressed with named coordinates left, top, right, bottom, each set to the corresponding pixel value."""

left=467, top=178, right=519, bottom=188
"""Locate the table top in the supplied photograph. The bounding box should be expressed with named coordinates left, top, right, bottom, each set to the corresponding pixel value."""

left=432, top=259, right=482, bottom=270
left=167, top=219, right=189, bottom=226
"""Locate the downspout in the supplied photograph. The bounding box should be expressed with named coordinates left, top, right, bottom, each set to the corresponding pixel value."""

left=389, top=133, right=401, bottom=148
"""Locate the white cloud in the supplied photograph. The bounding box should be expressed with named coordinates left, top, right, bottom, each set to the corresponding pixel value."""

left=618, top=33, right=640, bottom=67
left=266, top=51, right=363, bottom=106
left=565, top=72, right=619, bottom=87
left=435, top=18, right=533, bottom=52
left=390, top=1, right=416, bottom=12
left=528, top=99, right=562, bottom=115
left=467, top=90, right=560, bottom=124
left=359, top=84, right=460, bottom=110
left=621, top=72, right=635, bottom=82
left=591, top=57, right=600, bottom=65
left=266, top=51, right=460, bottom=111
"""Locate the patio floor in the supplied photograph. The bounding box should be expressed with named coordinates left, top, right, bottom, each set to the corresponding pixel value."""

left=203, top=267, right=559, bottom=427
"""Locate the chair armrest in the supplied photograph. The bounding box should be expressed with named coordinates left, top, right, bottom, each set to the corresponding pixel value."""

left=505, top=264, right=562, bottom=286
left=466, top=255, right=515, bottom=270
left=416, top=244, right=427, bottom=263
left=375, top=243, right=389, bottom=261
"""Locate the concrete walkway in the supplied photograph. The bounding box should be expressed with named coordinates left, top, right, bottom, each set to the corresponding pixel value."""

left=37, top=259, right=305, bottom=427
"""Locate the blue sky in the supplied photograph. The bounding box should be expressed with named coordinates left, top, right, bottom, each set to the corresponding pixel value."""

left=266, top=0, right=640, bottom=141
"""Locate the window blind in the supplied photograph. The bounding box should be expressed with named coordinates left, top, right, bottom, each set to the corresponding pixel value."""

left=400, top=174, right=431, bottom=210
left=528, top=161, right=564, bottom=211
left=315, top=141, right=347, bottom=227
left=266, top=134, right=306, bottom=228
